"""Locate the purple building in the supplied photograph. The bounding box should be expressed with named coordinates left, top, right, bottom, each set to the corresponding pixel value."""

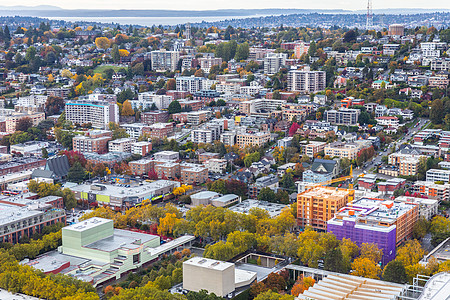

left=327, top=198, right=417, bottom=265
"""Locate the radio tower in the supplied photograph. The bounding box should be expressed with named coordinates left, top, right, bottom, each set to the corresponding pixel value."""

left=366, top=0, right=373, bottom=30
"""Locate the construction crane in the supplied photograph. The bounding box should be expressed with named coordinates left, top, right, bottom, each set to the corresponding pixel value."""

left=303, top=166, right=365, bottom=201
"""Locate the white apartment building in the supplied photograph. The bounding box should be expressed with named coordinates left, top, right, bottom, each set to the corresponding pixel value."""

left=220, top=132, right=236, bottom=146
left=150, top=50, right=180, bottom=72
left=121, top=123, right=147, bottom=139
left=216, top=83, right=241, bottom=94
left=203, top=158, right=227, bottom=174
left=264, top=53, right=287, bottom=75
left=176, top=76, right=217, bottom=93
left=375, top=116, right=400, bottom=128
left=287, top=70, right=326, bottom=93
left=133, top=93, right=173, bottom=110
left=426, top=169, right=450, bottom=183
left=65, top=100, right=119, bottom=129
left=154, top=151, right=179, bottom=161
left=108, top=138, right=135, bottom=152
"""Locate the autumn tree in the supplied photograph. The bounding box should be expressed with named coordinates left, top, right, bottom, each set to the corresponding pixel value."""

left=291, top=276, right=315, bottom=297
left=351, top=257, right=381, bottom=279
left=396, top=240, right=425, bottom=267
left=360, top=243, right=383, bottom=264
left=45, top=96, right=64, bottom=116
left=121, top=100, right=135, bottom=116
left=16, top=117, right=33, bottom=132
left=95, top=37, right=111, bottom=49
left=157, top=213, right=181, bottom=236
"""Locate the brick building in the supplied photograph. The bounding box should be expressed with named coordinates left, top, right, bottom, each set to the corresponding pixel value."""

left=72, top=130, right=113, bottom=154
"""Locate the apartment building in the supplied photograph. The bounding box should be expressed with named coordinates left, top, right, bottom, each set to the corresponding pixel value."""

left=108, top=138, right=135, bottom=153
left=181, top=166, right=208, bottom=185
left=395, top=196, right=439, bottom=221
left=0, top=201, right=65, bottom=244
left=297, top=186, right=351, bottom=230
left=325, top=108, right=360, bottom=126
left=199, top=57, right=222, bottom=73
left=155, top=162, right=180, bottom=179
left=305, top=141, right=327, bottom=157
left=239, top=99, right=287, bottom=115
left=264, top=53, right=287, bottom=75
left=186, top=111, right=211, bottom=125
left=220, top=132, right=236, bottom=146
left=0, top=157, right=46, bottom=176
left=154, top=151, right=179, bottom=161
left=178, top=99, right=203, bottom=111
left=376, top=116, right=400, bottom=128
left=248, top=174, right=279, bottom=199
left=143, top=123, right=174, bottom=139
left=191, top=121, right=225, bottom=144
left=131, top=141, right=152, bottom=156
left=382, top=44, right=400, bottom=55
left=426, top=169, right=450, bottom=183
left=324, top=142, right=360, bottom=160
left=65, top=100, right=119, bottom=129
left=203, top=158, right=227, bottom=174
left=287, top=70, right=326, bottom=93
left=412, top=180, right=450, bottom=202
left=122, top=123, right=149, bottom=139
left=72, top=130, right=112, bottom=154
left=176, top=76, right=217, bottom=93
left=388, top=153, right=426, bottom=176
left=5, top=112, right=45, bottom=134
left=141, top=111, right=169, bottom=125
left=428, top=76, right=449, bottom=89
left=328, top=198, right=419, bottom=264
left=129, top=159, right=154, bottom=176
left=150, top=50, right=180, bottom=71
left=132, top=93, right=173, bottom=110
left=236, top=132, right=270, bottom=147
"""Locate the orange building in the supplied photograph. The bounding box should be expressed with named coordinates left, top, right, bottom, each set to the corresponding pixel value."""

left=297, top=186, right=351, bottom=230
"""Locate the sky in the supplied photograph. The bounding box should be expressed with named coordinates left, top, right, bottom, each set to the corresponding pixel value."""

left=1, top=0, right=450, bottom=10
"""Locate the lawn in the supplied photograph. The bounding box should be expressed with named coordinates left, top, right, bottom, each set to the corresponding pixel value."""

left=93, top=65, right=123, bottom=75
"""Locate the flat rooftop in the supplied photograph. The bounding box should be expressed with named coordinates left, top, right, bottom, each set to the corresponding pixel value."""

left=0, top=203, right=42, bottom=226
left=184, top=256, right=233, bottom=271
left=84, top=229, right=159, bottom=252
left=229, top=199, right=287, bottom=218
left=300, top=186, right=349, bottom=198
left=64, top=217, right=112, bottom=232
left=70, top=180, right=178, bottom=198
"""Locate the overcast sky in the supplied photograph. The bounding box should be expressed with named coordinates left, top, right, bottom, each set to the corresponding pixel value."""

left=3, top=0, right=450, bottom=10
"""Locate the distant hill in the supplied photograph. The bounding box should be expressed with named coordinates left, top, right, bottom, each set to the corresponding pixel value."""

left=0, top=5, right=61, bottom=10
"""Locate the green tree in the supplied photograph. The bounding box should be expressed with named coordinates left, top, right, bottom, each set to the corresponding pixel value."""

left=430, top=99, right=444, bottom=124
left=41, top=148, right=49, bottom=159
left=258, top=187, right=276, bottom=202
left=62, top=188, right=77, bottom=210
left=111, top=44, right=120, bottom=63
left=234, top=42, right=249, bottom=61
left=383, top=260, right=408, bottom=283
left=168, top=100, right=182, bottom=114
left=67, top=162, right=86, bottom=183
left=280, top=172, right=296, bottom=191
left=324, top=247, right=349, bottom=273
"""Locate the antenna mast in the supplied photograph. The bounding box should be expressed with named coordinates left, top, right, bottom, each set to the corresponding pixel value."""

left=366, top=0, right=373, bottom=30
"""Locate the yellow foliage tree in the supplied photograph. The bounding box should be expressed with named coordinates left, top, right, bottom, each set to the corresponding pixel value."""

left=360, top=243, right=383, bottom=263
left=121, top=100, right=135, bottom=116
left=157, top=213, right=181, bottom=236
left=118, top=49, right=129, bottom=57
left=61, top=69, right=72, bottom=78
left=351, top=257, right=381, bottom=279
left=95, top=37, right=111, bottom=50
left=396, top=240, right=425, bottom=267
left=48, top=74, right=54, bottom=82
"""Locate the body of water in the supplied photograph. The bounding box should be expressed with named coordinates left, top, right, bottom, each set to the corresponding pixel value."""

left=46, top=15, right=269, bottom=26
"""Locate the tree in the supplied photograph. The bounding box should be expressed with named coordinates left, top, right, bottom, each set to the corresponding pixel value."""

left=396, top=240, right=425, bottom=267
left=430, top=99, right=444, bottom=124
left=45, top=96, right=64, bottom=116
left=121, top=100, right=135, bottom=116
left=258, top=187, right=276, bottom=202
left=166, top=78, right=176, bottom=90
left=360, top=243, right=383, bottom=264
left=168, top=100, right=182, bottom=114
left=41, top=148, right=49, bottom=159
left=194, top=69, right=205, bottom=77
left=109, top=122, right=129, bottom=140
left=16, top=117, right=33, bottom=132
left=383, top=260, right=407, bottom=283
left=62, top=188, right=77, bottom=210
left=95, top=37, right=111, bottom=49
left=253, top=290, right=294, bottom=300
left=351, top=257, right=381, bottom=279
left=157, top=213, right=181, bottom=236
left=67, top=162, right=86, bottom=183
left=291, top=276, right=315, bottom=296
left=324, top=247, right=349, bottom=273
left=280, top=173, right=296, bottom=191
left=234, top=42, right=249, bottom=61
left=111, top=44, right=120, bottom=63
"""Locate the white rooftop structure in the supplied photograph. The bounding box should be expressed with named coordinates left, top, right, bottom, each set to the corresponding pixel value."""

left=229, top=199, right=288, bottom=217
left=418, top=272, right=450, bottom=300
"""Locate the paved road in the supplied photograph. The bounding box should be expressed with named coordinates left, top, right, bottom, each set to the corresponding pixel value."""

left=353, top=118, right=430, bottom=181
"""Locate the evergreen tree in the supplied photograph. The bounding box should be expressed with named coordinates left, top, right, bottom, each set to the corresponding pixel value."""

left=168, top=100, right=182, bottom=114
left=67, top=162, right=86, bottom=183
left=111, top=44, right=120, bottom=63
left=4, top=25, right=10, bottom=42
left=324, top=247, right=349, bottom=273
